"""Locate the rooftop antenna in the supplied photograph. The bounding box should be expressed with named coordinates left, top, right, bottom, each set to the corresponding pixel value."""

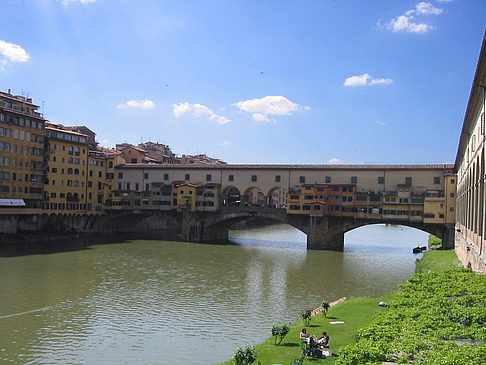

left=42, top=100, right=45, bottom=116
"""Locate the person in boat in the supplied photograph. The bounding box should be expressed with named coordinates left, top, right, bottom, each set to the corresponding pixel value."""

left=317, top=331, right=329, bottom=347
left=300, top=328, right=310, bottom=341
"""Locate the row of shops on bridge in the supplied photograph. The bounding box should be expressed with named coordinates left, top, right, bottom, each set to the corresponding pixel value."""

left=109, top=176, right=457, bottom=225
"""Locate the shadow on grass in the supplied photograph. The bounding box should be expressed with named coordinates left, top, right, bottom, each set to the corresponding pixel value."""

left=280, top=343, right=300, bottom=347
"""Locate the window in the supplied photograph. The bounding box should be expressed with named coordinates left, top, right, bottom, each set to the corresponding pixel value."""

left=450, top=207, right=454, bottom=212
left=185, top=174, right=190, bottom=181
left=136, top=183, right=139, bottom=191
left=118, top=172, right=123, bottom=179
left=206, top=174, right=212, bottom=182
left=351, top=176, right=357, bottom=184
left=450, top=179, right=455, bottom=184
left=98, top=171, right=102, bottom=178
left=228, top=174, right=234, bottom=182
left=109, top=161, right=113, bottom=168
left=405, top=177, right=412, bottom=185
left=450, top=192, right=455, bottom=197
left=433, top=176, right=440, bottom=184
left=378, top=176, right=384, bottom=184
left=164, top=173, right=169, bottom=180
left=299, top=176, right=305, bottom=184
left=325, top=176, right=331, bottom=183
left=275, top=175, right=281, bottom=182
left=251, top=175, right=257, bottom=182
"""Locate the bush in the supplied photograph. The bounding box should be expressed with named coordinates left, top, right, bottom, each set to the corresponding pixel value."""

left=321, top=301, right=330, bottom=317
left=301, top=309, right=312, bottom=326
left=233, top=345, right=256, bottom=365
left=271, top=323, right=290, bottom=346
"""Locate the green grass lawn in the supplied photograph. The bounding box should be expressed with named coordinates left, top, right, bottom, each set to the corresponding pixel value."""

left=222, top=249, right=464, bottom=365
left=415, top=248, right=462, bottom=273
left=221, top=295, right=394, bottom=365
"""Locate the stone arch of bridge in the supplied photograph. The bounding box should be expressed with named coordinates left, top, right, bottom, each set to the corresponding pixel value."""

left=241, top=186, right=265, bottom=206
left=221, top=185, right=241, bottom=206
left=202, top=208, right=310, bottom=237
left=337, top=219, right=450, bottom=242
left=266, top=186, right=287, bottom=207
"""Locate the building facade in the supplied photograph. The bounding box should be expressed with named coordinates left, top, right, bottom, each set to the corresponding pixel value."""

left=455, top=30, right=486, bottom=274
left=0, top=90, right=46, bottom=212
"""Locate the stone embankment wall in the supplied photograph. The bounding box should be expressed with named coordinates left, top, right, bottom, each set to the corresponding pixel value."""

left=0, top=211, right=182, bottom=236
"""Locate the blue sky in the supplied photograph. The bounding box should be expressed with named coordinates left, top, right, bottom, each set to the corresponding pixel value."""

left=0, top=0, right=485, bottom=164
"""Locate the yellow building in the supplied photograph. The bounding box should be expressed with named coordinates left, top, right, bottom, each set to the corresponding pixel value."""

left=176, top=183, right=198, bottom=211
left=0, top=90, right=46, bottom=212
left=43, top=123, right=89, bottom=214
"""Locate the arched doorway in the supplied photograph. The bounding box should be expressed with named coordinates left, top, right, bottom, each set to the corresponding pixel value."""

left=267, top=187, right=287, bottom=208
left=242, top=187, right=265, bottom=206
left=222, top=186, right=241, bottom=206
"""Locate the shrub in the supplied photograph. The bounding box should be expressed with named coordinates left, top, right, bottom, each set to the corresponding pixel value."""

left=233, top=345, right=256, bottom=365
left=321, top=301, right=330, bottom=317
left=301, top=309, right=312, bottom=326
left=271, top=323, right=290, bottom=346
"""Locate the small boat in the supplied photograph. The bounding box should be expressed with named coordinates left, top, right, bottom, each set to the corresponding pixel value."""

left=413, top=246, right=427, bottom=253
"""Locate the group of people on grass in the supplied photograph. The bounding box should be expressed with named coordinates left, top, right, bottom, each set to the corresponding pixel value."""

left=299, top=328, right=329, bottom=347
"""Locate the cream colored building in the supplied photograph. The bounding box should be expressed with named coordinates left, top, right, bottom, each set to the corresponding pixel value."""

left=455, top=30, right=486, bottom=273
left=114, top=164, right=455, bottom=223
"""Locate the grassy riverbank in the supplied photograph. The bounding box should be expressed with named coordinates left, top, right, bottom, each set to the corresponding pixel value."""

left=223, top=248, right=481, bottom=365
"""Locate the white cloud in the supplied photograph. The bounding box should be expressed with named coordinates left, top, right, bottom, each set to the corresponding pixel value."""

left=415, top=2, right=442, bottom=15
left=117, top=99, right=155, bottom=110
left=385, top=2, right=443, bottom=33
left=62, top=0, right=96, bottom=4
left=375, top=120, right=387, bottom=126
left=370, top=78, right=394, bottom=85
left=234, top=95, right=302, bottom=122
left=219, top=140, right=231, bottom=146
left=328, top=158, right=343, bottom=164
left=0, top=40, right=30, bottom=69
left=344, top=74, right=371, bottom=87
left=172, top=102, right=230, bottom=125
left=173, top=102, right=191, bottom=117
left=344, top=74, right=394, bottom=87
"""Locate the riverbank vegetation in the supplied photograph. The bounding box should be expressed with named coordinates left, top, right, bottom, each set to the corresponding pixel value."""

left=225, top=250, right=486, bottom=365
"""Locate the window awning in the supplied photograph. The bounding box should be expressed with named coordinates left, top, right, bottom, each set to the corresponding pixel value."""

left=0, top=199, right=26, bottom=207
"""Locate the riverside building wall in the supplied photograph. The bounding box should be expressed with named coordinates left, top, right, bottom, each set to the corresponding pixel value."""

left=455, top=29, right=486, bottom=274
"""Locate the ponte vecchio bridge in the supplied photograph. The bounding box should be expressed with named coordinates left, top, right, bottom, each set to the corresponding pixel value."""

left=105, top=163, right=457, bottom=250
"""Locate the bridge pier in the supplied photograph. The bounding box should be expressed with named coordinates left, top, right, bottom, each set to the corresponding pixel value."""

left=306, top=216, right=345, bottom=250
left=181, top=211, right=229, bottom=243
left=441, top=224, right=456, bottom=249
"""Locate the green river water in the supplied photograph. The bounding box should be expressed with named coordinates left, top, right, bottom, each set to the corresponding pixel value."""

left=0, top=224, right=427, bottom=364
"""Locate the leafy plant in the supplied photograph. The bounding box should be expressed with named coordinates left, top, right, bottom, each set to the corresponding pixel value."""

left=301, top=309, right=312, bottom=326
left=321, top=301, right=330, bottom=317
left=233, top=345, right=256, bottom=365
left=271, top=323, right=290, bottom=346
left=337, top=269, right=486, bottom=364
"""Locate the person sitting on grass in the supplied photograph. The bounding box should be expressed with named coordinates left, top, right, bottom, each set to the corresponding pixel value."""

left=317, top=331, right=329, bottom=347
left=300, top=328, right=309, bottom=341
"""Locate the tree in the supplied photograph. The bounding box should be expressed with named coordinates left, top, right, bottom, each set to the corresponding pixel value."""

left=271, top=323, right=290, bottom=346
left=301, top=309, right=312, bottom=326
left=321, top=301, right=330, bottom=317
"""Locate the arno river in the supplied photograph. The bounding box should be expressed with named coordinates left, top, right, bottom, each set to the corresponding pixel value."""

left=0, top=224, right=427, bottom=364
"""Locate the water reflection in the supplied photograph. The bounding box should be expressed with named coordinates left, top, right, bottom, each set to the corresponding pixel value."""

left=0, top=224, right=427, bottom=364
